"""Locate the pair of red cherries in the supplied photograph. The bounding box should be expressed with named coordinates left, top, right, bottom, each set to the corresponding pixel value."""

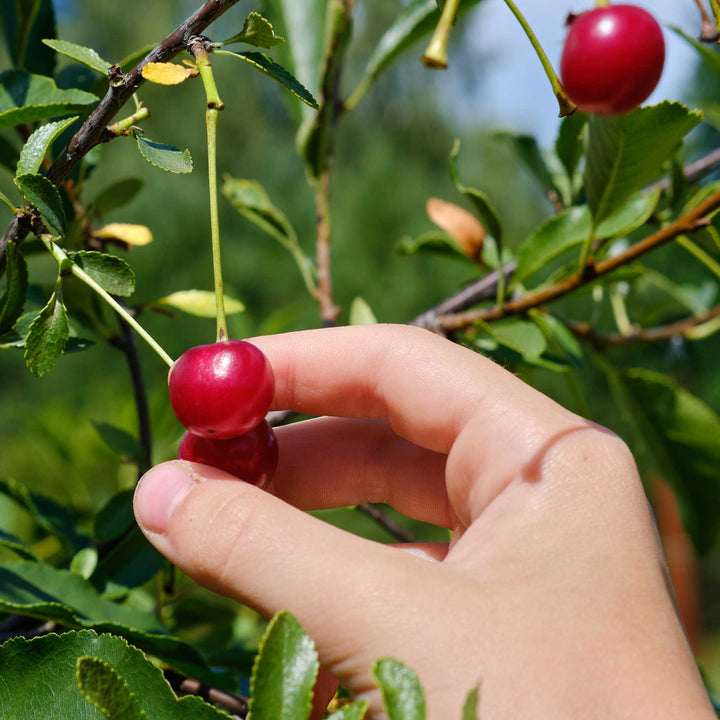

left=169, top=340, right=278, bottom=488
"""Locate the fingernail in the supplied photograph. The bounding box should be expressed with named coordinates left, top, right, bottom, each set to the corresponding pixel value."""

left=134, top=460, right=199, bottom=535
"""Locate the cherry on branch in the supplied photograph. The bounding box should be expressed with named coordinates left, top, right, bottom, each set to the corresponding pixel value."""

left=168, top=340, right=275, bottom=438
left=560, top=4, right=665, bottom=116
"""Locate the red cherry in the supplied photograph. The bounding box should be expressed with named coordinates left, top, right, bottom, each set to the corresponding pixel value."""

left=168, top=340, right=274, bottom=439
left=178, top=421, right=279, bottom=488
left=560, top=5, right=665, bottom=116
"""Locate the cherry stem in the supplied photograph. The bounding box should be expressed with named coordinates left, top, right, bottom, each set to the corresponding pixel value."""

left=422, top=0, right=462, bottom=69
left=40, top=234, right=175, bottom=368
left=711, top=0, right=720, bottom=33
left=695, top=0, right=720, bottom=40
left=502, top=0, right=576, bottom=117
left=594, top=0, right=610, bottom=7
left=192, top=41, right=228, bottom=342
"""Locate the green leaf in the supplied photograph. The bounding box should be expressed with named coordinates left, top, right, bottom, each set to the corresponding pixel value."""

left=0, top=560, right=229, bottom=687
left=585, top=102, right=702, bottom=226
left=93, top=489, right=135, bottom=544
left=92, top=423, right=143, bottom=464
left=670, top=25, right=720, bottom=77
left=219, top=12, right=285, bottom=48
left=0, top=69, right=97, bottom=129
left=249, top=611, right=319, bottom=720
left=70, top=547, right=99, bottom=580
left=222, top=177, right=316, bottom=296
left=515, top=189, right=661, bottom=282
left=260, top=0, right=328, bottom=119
left=0, top=630, right=232, bottom=720
left=214, top=50, right=318, bottom=108
left=349, top=296, right=378, bottom=325
left=90, top=179, right=144, bottom=215
left=0, top=240, right=28, bottom=334
left=462, top=686, right=479, bottom=720
left=529, top=311, right=583, bottom=366
left=396, top=231, right=469, bottom=261
left=14, top=172, right=65, bottom=234
left=77, top=657, right=147, bottom=720
left=24, top=281, right=69, bottom=377
left=42, top=38, right=112, bottom=74
left=17, top=115, right=78, bottom=176
left=372, top=657, right=426, bottom=720
left=0, top=133, right=20, bottom=171
left=598, top=362, right=720, bottom=555
left=0, top=528, right=41, bottom=562
left=0, top=0, right=56, bottom=74
left=330, top=701, right=369, bottom=719
left=481, top=316, right=547, bottom=359
left=135, top=135, right=193, bottom=174
left=155, top=289, right=245, bottom=318
left=449, top=139, right=502, bottom=242
left=68, top=251, right=135, bottom=297
left=555, top=111, right=587, bottom=180
left=495, top=131, right=558, bottom=199
left=350, top=0, right=484, bottom=107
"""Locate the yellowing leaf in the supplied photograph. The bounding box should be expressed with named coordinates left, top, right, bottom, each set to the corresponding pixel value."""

left=157, top=290, right=245, bottom=317
left=141, top=62, right=198, bottom=85
left=94, top=224, right=153, bottom=246
left=426, top=197, right=485, bottom=261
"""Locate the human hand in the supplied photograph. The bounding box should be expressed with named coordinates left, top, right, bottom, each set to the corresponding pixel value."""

left=134, top=324, right=714, bottom=719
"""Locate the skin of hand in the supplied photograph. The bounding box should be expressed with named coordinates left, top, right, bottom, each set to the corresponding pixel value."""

left=134, top=324, right=715, bottom=719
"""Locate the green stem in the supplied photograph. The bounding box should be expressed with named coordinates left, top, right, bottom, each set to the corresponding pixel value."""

left=422, top=0, right=462, bottom=69
left=193, top=44, right=227, bottom=342
left=502, top=0, right=576, bottom=117
left=576, top=225, right=597, bottom=274
left=344, top=75, right=371, bottom=113
left=609, top=285, right=633, bottom=336
left=677, top=234, right=720, bottom=280
left=594, top=0, right=610, bottom=7
left=107, top=105, right=150, bottom=137
left=711, top=0, right=720, bottom=32
left=40, top=234, right=174, bottom=367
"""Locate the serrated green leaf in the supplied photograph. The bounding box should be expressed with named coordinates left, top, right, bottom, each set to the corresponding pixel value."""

left=0, top=630, right=232, bottom=720
left=14, top=172, right=65, bottom=233
left=68, top=251, right=135, bottom=297
left=17, top=115, right=78, bottom=176
left=260, top=0, right=327, bottom=121
left=330, top=701, right=369, bottom=719
left=349, top=296, right=377, bottom=325
left=90, top=178, right=144, bottom=215
left=214, top=50, right=318, bottom=108
left=219, top=12, right=285, bottom=48
left=585, top=102, right=702, bottom=226
left=70, top=547, right=99, bottom=580
left=372, top=657, right=426, bottom=720
left=135, top=135, right=193, bottom=174
left=24, top=281, right=68, bottom=377
left=0, top=133, right=20, bottom=171
left=0, top=528, right=41, bottom=562
left=0, top=240, right=28, bottom=334
left=515, top=189, right=661, bottom=282
left=92, top=422, right=143, bottom=463
left=43, top=38, right=112, bottom=74
left=670, top=25, right=720, bottom=76
left=0, top=0, right=56, bottom=75
left=462, top=686, right=479, bottom=720
left=449, top=140, right=502, bottom=243
left=597, top=361, right=720, bottom=555
left=349, top=0, right=484, bottom=107
left=249, top=611, right=319, bottom=720
left=0, top=69, right=97, bottom=128
left=77, top=656, right=147, bottom=720
left=156, top=289, right=245, bottom=318
left=0, top=560, right=231, bottom=688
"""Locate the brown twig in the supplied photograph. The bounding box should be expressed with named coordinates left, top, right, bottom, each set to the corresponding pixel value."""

left=694, top=0, right=720, bottom=41
left=315, top=167, right=339, bottom=325
left=165, top=670, right=249, bottom=718
left=565, top=303, right=720, bottom=348
left=0, top=0, right=241, bottom=273
left=356, top=503, right=418, bottom=543
left=433, top=189, right=720, bottom=331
